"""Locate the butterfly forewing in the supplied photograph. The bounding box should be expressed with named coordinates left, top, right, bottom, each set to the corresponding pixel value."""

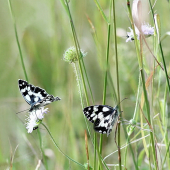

left=83, top=105, right=119, bottom=136
left=18, top=79, right=36, bottom=105
left=18, top=79, right=60, bottom=111
left=18, top=80, right=48, bottom=106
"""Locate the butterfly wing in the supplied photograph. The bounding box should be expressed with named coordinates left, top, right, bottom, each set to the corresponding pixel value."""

left=83, top=105, right=118, bottom=135
left=105, top=106, right=119, bottom=136
left=18, top=79, right=48, bottom=107
left=18, top=79, right=61, bottom=111
left=33, top=95, right=61, bottom=108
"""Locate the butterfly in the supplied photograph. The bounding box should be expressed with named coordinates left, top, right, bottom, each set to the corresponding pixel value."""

left=83, top=105, right=119, bottom=136
left=83, top=99, right=126, bottom=136
left=18, top=79, right=61, bottom=112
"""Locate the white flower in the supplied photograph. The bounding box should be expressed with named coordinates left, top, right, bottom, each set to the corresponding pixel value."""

left=126, top=27, right=136, bottom=42
left=26, top=107, right=48, bottom=133
left=141, top=24, right=154, bottom=37
left=126, top=24, right=154, bottom=42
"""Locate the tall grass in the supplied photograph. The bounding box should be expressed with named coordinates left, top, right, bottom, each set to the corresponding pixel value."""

left=0, top=0, right=170, bottom=169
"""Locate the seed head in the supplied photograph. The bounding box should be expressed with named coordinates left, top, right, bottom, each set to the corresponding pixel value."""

left=63, top=47, right=86, bottom=63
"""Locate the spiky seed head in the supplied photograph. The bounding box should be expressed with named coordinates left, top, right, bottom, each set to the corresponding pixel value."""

left=63, top=47, right=86, bottom=63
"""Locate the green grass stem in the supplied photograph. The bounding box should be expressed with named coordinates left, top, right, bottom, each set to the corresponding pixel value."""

left=140, top=70, right=158, bottom=169
left=64, top=1, right=89, bottom=106
left=93, top=0, right=109, bottom=24
left=98, top=23, right=111, bottom=170
left=112, top=0, right=122, bottom=169
left=148, top=0, right=170, bottom=96
left=127, top=1, right=158, bottom=169
left=42, top=123, right=86, bottom=169
left=163, top=85, right=170, bottom=169
left=37, top=129, right=48, bottom=170
left=159, top=42, right=170, bottom=95
left=8, top=0, right=28, bottom=82
left=63, top=2, right=100, bottom=169
left=81, top=60, right=95, bottom=104
left=162, top=141, right=170, bottom=170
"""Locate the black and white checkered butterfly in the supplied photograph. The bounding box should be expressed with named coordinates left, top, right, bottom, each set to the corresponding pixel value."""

left=18, top=79, right=61, bottom=112
left=83, top=105, right=120, bottom=136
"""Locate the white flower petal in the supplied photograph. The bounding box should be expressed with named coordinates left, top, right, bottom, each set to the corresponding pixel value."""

left=126, top=23, right=154, bottom=42
left=141, top=24, right=154, bottom=37
left=25, top=107, right=49, bottom=133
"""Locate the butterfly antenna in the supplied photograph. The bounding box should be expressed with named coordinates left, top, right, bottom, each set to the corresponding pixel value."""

left=117, top=98, right=128, bottom=106
left=16, top=108, right=30, bottom=114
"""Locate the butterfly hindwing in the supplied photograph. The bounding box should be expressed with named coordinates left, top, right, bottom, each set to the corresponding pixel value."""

left=105, top=107, right=118, bottom=136
left=18, top=79, right=60, bottom=111
left=83, top=105, right=119, bottom=136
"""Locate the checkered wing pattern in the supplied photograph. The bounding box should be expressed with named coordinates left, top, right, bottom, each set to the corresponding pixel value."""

left=18, top=79, right=60, bottom=111
left=83, top=105, right=119, bottom=136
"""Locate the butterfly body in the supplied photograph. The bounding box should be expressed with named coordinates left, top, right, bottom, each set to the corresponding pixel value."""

left=18, top=79, right=60, bottom=111
left=83, top=105, right=119, bottom=136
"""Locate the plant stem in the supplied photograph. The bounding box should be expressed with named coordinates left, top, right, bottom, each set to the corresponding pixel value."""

left=148, top=0, right=170, bottom=96
left=112, top=0, right=122, bottom=169
left=127, top=0, right=158, bottom=169
left=74, top=64, right=84, bottom=108
left=81, top=60, right=95, bottom=104
left=8, top=0, right=28, bottom=82
left=99, top=22, right=111, bottom=159
left=159, top=42, right=170, bottom=95
left=140, top=69, right=158, bottom=169
left=37, top=129, right=48, bottom=170
left=65, top=1, right=89, bottom=106
left=93, top=0, right=109, bottom=23
left=63, top=2, right=99, bottom=170
left=42, top=123, right=86, bottom=169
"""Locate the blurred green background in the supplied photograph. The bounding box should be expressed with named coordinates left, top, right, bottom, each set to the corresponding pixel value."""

left=0, top=0, right=170, bottom=169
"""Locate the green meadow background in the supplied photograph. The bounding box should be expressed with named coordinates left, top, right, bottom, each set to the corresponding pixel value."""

left=0, top=0, right=170, bottom=169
